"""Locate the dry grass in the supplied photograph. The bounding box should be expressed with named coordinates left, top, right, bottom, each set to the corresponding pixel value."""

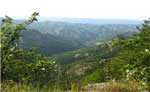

left=92, top=80, right=148, bottom=92
left=1, top=80, right=149, bottom=92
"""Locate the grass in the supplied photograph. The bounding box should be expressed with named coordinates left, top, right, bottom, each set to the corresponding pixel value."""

left=1, top=80, right=149, bottom=92
left=91, top=80, right=149, bottom=92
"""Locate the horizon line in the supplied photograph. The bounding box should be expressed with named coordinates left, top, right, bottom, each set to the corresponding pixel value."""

left=0, top=16, right=146, bottom=20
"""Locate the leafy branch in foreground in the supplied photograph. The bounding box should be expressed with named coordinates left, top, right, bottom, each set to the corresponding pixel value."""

left=0, top=12, right=57, bottom=85
left=105, top=19, right=150, bottom=89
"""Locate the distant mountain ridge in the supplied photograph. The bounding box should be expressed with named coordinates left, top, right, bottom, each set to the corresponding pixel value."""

left=38, top=17, right=143, bottom=25
left=0, top=17, right=142, bottom=25
left=0, top=17, right=140, bottom=56
left=27, top=21, right=139, bottom=46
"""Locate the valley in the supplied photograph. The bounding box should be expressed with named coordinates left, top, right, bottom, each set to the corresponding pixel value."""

left=1, top=15, right=150, bottom=92
left=19, top=20, right=140, bottom=89
left=21, top=20, right=138, bottom=56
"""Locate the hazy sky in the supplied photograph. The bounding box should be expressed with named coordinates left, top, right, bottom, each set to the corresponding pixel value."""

left=0, top=0, right=150, bottom=19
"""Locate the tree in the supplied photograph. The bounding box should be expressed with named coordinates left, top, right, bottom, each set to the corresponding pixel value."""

left=0, top=12, right=57, bottom=85
left=105, top=19, right=150, bottom=89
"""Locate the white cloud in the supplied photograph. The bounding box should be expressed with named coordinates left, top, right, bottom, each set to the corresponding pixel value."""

left=0, top=0, right=150, bottom=19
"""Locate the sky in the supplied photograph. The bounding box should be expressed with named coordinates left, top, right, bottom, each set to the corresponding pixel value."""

left=0, top=0, right=150, bottom=20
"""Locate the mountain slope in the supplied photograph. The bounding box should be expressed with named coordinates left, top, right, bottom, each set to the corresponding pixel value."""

left=49, top=40, right=121, bottom=85
left=21, top=21, right=138, bottom=56
left=47, top=29, right=138, bottom=87
left=21, top=29, right=84, bottom=56
left=28, top=21, right=139, bottom=46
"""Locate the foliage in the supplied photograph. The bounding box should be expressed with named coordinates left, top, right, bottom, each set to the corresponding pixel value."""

left=1, top=13, right=148, bottom=91
left=80, top=68, right=105, bottom=86
left=0, top=12, right=57, bottom=85
left=48, top=41, right=121, bottom=88
left=105, top=19, right=150, bottom=89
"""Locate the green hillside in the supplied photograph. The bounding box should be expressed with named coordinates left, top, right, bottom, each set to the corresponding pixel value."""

left=1, top=13, right=150, bottom=92
left=48, top=40, right=121, bottom=87
left=21, top=29, right=84, bottom=56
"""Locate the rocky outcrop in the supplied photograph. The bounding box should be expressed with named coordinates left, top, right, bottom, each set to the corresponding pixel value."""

left=83, top=82, right=109, bottom=91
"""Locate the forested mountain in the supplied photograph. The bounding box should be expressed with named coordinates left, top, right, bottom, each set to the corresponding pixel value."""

left=46, top=20, right=149, bottom=88
left=21, top=29, right=84, bottom=56
left=21, top=26, right=137, bottom=83
left=28, top=21, right=138, bottom=41
left=19, top=21, right=138, bottom=56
